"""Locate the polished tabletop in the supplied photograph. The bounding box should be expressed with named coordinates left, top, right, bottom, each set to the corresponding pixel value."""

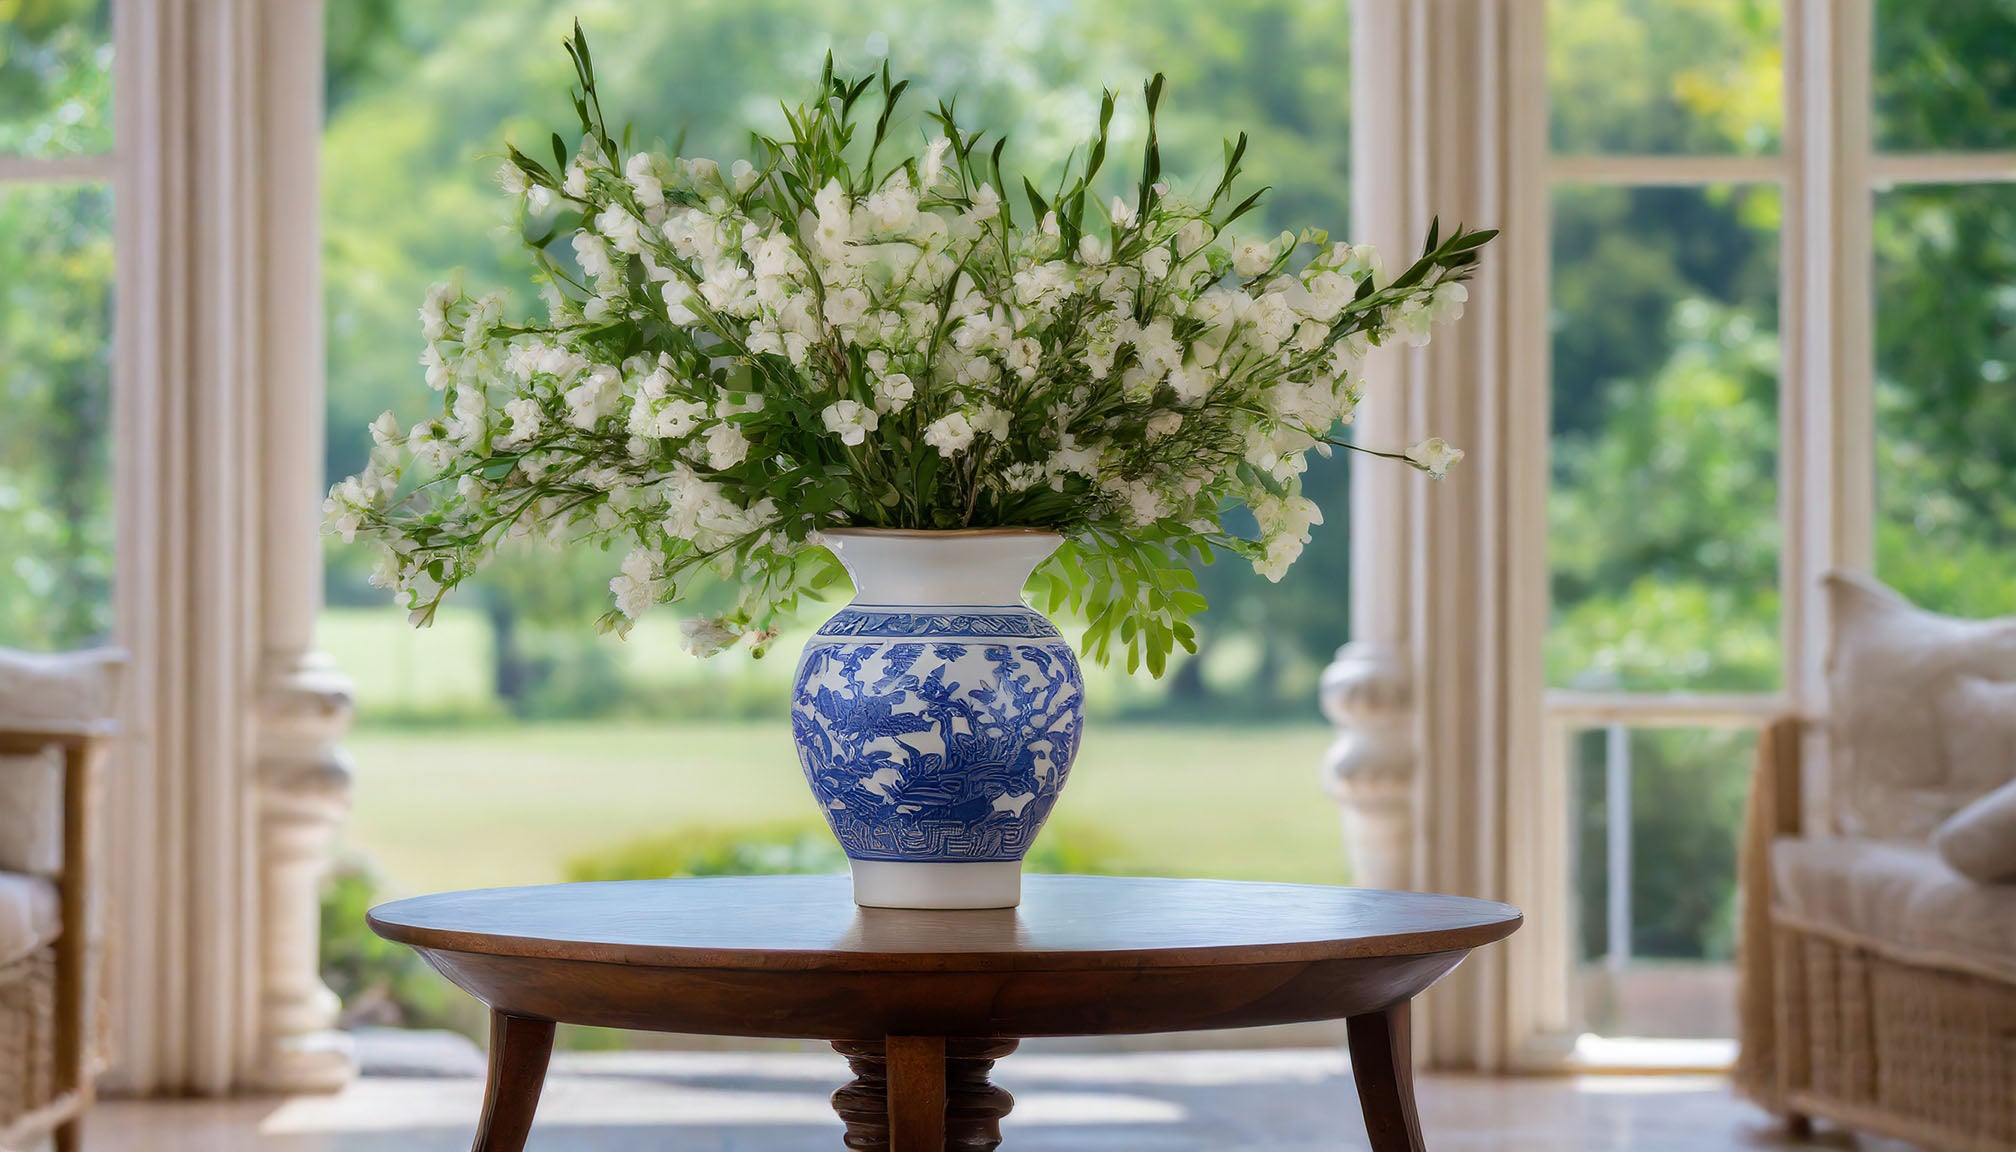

left=367, top=874, right=1522, bottom=972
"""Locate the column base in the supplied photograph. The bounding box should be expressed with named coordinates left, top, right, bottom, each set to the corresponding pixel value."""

left=848, top=861, right=1022, bottom=909
left=252, top=1028, right=356, bottom=1094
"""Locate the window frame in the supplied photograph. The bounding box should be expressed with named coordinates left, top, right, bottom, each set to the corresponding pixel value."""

left=1513, top=0, right=2016, bottom=1063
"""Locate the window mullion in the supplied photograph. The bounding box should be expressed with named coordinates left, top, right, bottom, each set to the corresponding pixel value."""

left=0, top=154, right=119, bottom=183
left=1783, top=0, right=1874, bottom=717
left=1548, top=153, right=1785, bottom=186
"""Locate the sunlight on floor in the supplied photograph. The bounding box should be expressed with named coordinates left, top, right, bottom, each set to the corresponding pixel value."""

left=85, top=1047, right=1915, bottom=1152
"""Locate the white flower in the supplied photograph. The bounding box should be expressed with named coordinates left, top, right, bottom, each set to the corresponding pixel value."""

left=625, top=152, right=664, bottom=208
left=1123, top=481, right=1164, bottom=526
left=564, top=365, right=621, bottom=429
left=968, top=183, right=1001, bottom=221
left=1166, top=363, right=1211, bottom=405
left=497, top=162, right=530, bottom=198
left=573, top=230, right=613, bottom=280
left=368, top=410, right=402, bottom=449
left=1304, top=270, right=1355, bottom=320
left=1077, top=233, right=1110, bottom=264
left=924, top=412, right=977, bottom=457
left=1232, top=237, right=1278, bottom=278
left=1145, top=411, right=1181, bottom=441
left=823, top=285, right=871, bottom=330
left=609, top=548, right=663, bottom=619
left=1006, top=337, right=1043, bottom=380
left=750, top=232, right=803, bottom=280
left=970, top=404, right=1010, bottom=441
left=419, top=282, right=453, bottom=340
left=679, top=616, right=739, bottom=657
left=1176, top=219, right=1211, bottom=257
left=663, top=282, right=701, bottom=325
left=1430, top=280, right=1468, bottom=324
left=864, top=170, right=919, bottom=232
left=704, top=421, right=751, bottom=469
left=920, top=137, right=952, bottom=188
left=1051, top=434, right=1100, bottom=478
left=1340, top=243, right=1382, bottom=280
left=1395, top=298, right=1435, bottom=347
left=1141, top=247, right=1172, bottom=280
left=498, top=397, right=543, bottom=446
left=681, top=157, right=722, bottom=186
left=1255, top=534, right=1302, bottom=582
left=1251, top=492, right=1324, bottom=581
left=563, top=161, right=589, bottom=199
left=730, top=158, right=759, bottom=193
left=821, top=399, right=879, bottom=446
left=418, top=345, right=451, bottom=391
left=1405, top=437, right=1464, bottom=478
left=872, top=372, right=914, bottom=413
left=597, top=204, right=647, bottom=254
left=813, top=178, right=853, bottom=258
left=1109, top=195, right=1135, bottom=229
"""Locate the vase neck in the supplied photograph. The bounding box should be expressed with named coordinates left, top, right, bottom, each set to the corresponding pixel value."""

left=820, top=531, right=1062, bottom=607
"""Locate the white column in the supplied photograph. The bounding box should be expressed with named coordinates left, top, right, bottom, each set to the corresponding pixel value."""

left=1330, top=0, right=1547, bottom=1071
left=108, top=0, right=351, bottom=1096
left=1322, top=0, right=1421, bottom=897
left=250, top=0, right=356, bottom=1093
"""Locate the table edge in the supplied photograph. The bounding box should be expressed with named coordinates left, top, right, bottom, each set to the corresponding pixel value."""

left=366, top=879, right=1523, bottom=972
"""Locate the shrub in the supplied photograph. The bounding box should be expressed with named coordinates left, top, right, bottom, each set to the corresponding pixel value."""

left=565, top=820, right=1124, bottom=881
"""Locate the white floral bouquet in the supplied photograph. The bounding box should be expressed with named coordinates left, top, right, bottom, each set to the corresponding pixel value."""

left=326, top=27, right=1493, bottom=675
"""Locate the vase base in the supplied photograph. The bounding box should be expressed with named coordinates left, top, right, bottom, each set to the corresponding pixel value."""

left=848, top=860, right=1023, bottom=910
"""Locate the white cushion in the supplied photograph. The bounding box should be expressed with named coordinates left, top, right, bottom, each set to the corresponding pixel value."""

left=1772, top=836, right=2016, bottom=982
left=0, top=646, right=124, bottom=730
left=0, top=748, right=63, bottom=876
left=1825, top=572, right=2016, bottom=840
left=0, top=871, right=60, bottom=968
left=1935, top=776, right=2016, bottom=884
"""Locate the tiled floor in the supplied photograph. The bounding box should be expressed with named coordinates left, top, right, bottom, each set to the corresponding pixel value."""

left=79, top=1047, right=1915, bottom=1152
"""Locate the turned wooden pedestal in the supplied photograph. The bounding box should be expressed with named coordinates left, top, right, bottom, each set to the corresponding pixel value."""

left=832, top=1038, right=1018, bottom=1151
left=369, top=874, right=1520, bottom=1151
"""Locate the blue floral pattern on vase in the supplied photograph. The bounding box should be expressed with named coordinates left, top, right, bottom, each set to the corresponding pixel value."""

left=791, top=605, right=1084, bottom=863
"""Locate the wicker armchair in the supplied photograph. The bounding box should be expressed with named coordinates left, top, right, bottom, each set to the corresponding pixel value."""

left=0, top=650, right=122, bottom=1152
left=1735, top=575, right=2016, bottom=1152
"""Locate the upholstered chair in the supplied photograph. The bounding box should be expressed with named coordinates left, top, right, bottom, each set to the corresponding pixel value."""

left=0, top=648, right=123, bottom=1152
left=1736, top=573, right=2016, bottom=1151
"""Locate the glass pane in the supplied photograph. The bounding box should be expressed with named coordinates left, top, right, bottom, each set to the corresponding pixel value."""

left=0, top=0, right=113, bottom=157
left=322, top=2, right=1353, bottom=917
left=1571, top=726, right=1753, bottom=1039
left=1875, top=0, right=2016, bottom=152
left=0, top=182, right=115, bottom=649
left=1549, top=0, right=1783, bottom=155
left=1548, top=184, right=1782, bottom=692
left=1874, top=183, right=2016, bottom=614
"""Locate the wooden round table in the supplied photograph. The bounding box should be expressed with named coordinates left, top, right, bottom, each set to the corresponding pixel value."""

left=368, top=874, right=1520, bottom=1152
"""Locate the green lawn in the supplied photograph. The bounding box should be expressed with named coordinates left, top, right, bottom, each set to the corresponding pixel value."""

left=340, top=720, right=1347, bottom=895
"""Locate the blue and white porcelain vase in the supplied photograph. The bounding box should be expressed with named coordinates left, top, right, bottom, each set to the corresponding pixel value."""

left=791, top=528, right=1084, bottom=909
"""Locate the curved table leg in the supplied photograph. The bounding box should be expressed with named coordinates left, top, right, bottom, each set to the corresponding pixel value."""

left=473, top=1010, right=555, bottom=1152
left=1347, top=1000, right=1427, bottom=1152
left=833, top=1038, right=1017, bottom=1152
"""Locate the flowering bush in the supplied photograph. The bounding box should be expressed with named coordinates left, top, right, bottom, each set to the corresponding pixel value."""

left=326, top=27, right=1494, bottom=675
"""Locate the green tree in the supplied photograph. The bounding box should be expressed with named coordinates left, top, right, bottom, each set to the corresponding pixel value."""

left=0, top=0, right=114, bottom=651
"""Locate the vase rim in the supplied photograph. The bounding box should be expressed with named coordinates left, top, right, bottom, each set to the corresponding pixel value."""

left=816, top=526, right=1062, bottom=540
